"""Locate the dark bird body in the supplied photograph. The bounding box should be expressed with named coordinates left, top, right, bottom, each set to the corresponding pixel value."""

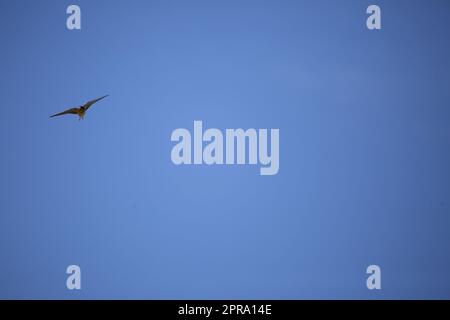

left=50, top=95, right=108, bottom=120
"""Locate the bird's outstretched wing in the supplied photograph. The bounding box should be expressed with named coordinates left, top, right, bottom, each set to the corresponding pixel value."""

left=83, top=95, right=108, bottom=110
left=49, top=108, right=80, bottom=118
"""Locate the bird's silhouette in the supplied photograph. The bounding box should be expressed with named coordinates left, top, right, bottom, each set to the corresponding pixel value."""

left=50, top=95, right=108, bottom=120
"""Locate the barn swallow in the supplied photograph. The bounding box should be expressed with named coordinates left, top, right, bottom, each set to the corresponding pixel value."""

left=50, top=95, right=108, bottom=120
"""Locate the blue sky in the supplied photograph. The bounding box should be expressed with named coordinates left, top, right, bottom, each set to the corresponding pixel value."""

left=0, top=0, right=450, bottom=299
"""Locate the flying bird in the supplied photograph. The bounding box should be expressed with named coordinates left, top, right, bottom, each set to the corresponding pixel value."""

left=50, top=95, right=108, bottom=120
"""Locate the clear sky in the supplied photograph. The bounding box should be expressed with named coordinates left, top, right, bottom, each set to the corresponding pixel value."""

left=0, top=0, right=450, bottom=299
